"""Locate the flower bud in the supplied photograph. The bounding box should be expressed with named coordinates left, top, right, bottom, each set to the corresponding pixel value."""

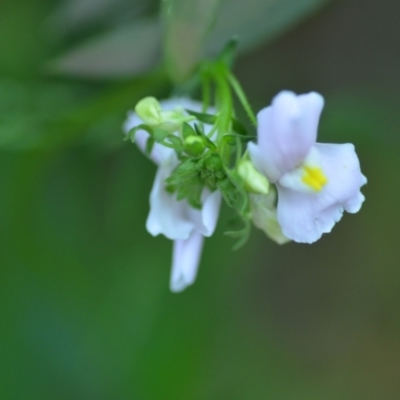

left=135, top=97, right=195, bottom=134
left=135, top=97, right=163, bottom=125
left=184, top=136, right=205, bottom=156
left=238, top=160, right=269, bottom=194
left=250, top=192, right=289, bottom=245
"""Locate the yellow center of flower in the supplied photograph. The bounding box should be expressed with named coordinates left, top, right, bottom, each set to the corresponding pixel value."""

left=301, top=166, right=328, bottom=192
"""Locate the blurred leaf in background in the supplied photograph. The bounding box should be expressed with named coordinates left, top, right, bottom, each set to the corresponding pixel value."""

left=206, top=0, right=332, bottom=54
left=46, top=18, right=162, bottom=79
left=162, top=0, right=222, bottom=81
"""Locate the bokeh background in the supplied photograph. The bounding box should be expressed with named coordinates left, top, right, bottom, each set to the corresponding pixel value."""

left=1, top=0, right=400, bottom=398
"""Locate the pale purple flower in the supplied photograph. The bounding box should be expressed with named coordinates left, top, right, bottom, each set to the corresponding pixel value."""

left=124, top=98, right=221, bottom=292
left=248, top=91, right=367, bottom=243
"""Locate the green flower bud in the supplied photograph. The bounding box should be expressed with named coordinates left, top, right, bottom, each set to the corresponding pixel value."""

left=238, top=160, right=269, bottom=195
left=184, top=136, right=205, bottom=157
left=135, top=97, right=163, bottom=125
left=250, top=192, right=289, bottom=245
left=134, top=97, right=195, bottom=134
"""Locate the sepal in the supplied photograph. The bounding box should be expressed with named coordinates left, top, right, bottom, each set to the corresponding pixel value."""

left=238, top=160, right=270, bottom=195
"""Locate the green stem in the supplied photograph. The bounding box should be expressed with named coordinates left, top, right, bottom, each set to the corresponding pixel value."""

left=206, top=123, right=218, bottom=139
left=226, top=71, right=257, bottom=126
left=215, top=68, right=233, bottom=139
left=235, top=136, right=242, bottom=164
left=201, top=75, right=211, bottom=113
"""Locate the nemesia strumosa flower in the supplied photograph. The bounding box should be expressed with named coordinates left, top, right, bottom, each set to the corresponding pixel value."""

left=248, top=91, right=367, bottom=243
left=124, top=98, right=221, bottom=292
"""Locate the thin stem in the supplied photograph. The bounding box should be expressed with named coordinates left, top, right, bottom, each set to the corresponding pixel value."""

left=206, top=123, right=218, bottom=139
left=235, top=136, right=242, bottom=164
left=201, top=74, right=211, bottom=113
left=215, top=69, right=233, bottom=139
left=226, top=71, right=257, bottom=126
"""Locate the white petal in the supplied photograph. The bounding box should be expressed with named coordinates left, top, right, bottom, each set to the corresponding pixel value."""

left=146, top=157, right=195, bottom=240
left=187, top=189, right=222, bottom=237
left=276, top=143, right=366, bottom=243
left=278, top=146, right=327, bottom=194
left=170, top=231, right=204, bottom=292
left=251, top=91, right=324, bottom=182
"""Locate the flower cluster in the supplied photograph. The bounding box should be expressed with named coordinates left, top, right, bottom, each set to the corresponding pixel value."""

left=124, top=90, right=366, bottom=292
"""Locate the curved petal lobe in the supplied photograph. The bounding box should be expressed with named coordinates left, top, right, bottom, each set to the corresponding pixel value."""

left=276, top=143, right=366, bottom=243
left=187, top=189, right=222, bottom=237
left=170, top=231, right=204, bottom=292
left=253, top=91, right=324, bottom=181
left=146, top=158, right=195, bottom=240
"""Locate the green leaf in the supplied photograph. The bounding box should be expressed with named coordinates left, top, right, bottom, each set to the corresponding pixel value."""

left=222, top=134, right=255, bottom=145
left=45, top=18, right=161, bottom=79
left=206, top=0, right=332, bottom=55
left=145, top=136, right=155, bottom=156
left=217, top=177, right=238, bottom=208
left=186, top=182, right=204, bottom=209
left=162, top=0, right=223, bottom=82
left=186, top=109, right=217, bottom=125
left=182, top=122, right=197, bottom=139
left=168, top=159, right=199, bottom=183
left=232, top=117, right=249, bottom=136
left=221, top=135, right=237, bottom=146
left=153, top=127, right=170, bottom=142
left=125, top=124, right=153, bottom=143
left=217, top=37, right=239, bottom=67
left=163, top=135, right=183, bottom=150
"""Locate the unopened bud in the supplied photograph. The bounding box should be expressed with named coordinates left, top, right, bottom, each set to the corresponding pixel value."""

left=250, top=192, right=289, bottom=245
left=135, top=97, right=163, bottom=125
left=238, top=160, right=269, bottom=194
left=184, top=136, right=205, bottom=156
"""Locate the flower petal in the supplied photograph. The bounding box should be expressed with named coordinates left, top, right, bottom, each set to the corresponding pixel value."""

left=146, top=156, right=195, bottom=240
left=187, top=189, right=222, bottom=237
left=276, top=143, right=366, bottom=243
left=170, top=231, right=204, bottom=292
left=250, top=91, right=324, bottom=182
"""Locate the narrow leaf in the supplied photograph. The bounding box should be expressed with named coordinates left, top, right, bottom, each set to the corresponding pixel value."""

left=186, top=109, right=217, bottom=125
left=232, top=118, right=249, bottom=136
left=145, top=136, right=155, bottom=156
left=217, top=37, right=239, bottom=67
left=153, top=127, right=170, bottom=142
left=125, top=124, right=153, bottom=143
left=182, top=122, right=197, bottom=139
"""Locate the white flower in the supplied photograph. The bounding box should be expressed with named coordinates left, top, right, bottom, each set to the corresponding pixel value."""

left=123, top=98, right=221, bottom=292
left=248, top=91, right=367, bottom=243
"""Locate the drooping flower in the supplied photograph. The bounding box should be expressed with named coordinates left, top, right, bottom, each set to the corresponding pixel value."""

left=248, top=91, right=367, bottom=243
left=124, top=98, right=221, bottom=292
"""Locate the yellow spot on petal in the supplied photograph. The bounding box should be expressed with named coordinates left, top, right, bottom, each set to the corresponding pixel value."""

left=302, top=166, right=328, bottom=192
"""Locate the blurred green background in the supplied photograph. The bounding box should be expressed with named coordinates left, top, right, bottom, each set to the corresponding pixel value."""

left=1, top=0, right=400, bottom=399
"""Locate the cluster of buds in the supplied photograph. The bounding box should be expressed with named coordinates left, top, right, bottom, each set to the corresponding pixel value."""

left=124, top=67, right=366, bottom=292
